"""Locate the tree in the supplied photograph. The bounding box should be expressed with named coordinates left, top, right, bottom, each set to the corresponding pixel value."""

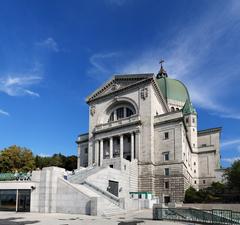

left=224, top=160, right=240, bottom=192
left=65, top=155, right=77, bottom=171
left=0, top=145, right=35, bottom=172
left=184, top=186, right=202, bottom=203
left=35, top=153, right=77, bottom=170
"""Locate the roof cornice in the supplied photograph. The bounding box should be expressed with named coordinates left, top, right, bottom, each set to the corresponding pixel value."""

left=198, top=127, right=222, bottom=136
left=86, top=75, right=155, bottom=104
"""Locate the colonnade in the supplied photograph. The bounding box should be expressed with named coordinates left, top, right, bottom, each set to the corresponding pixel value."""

left=94, top=132, right=135, bottom=166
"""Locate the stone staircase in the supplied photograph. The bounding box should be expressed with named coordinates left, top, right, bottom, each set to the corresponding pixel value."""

left=83, top=180, right=120, bottom=206
left=68, top=166, right=126, bottom=216
left=67, top=166, right=102, bottom=184
left=82, top=181, right=126, bottom=216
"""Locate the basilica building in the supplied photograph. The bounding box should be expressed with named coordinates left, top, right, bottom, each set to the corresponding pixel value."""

left=77, top=64, right=221, bottom=203
left=0, top=64, right=222, bottom=215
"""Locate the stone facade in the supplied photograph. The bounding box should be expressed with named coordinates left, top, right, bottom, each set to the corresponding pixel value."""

left=77, top=70, right=221, bottom=204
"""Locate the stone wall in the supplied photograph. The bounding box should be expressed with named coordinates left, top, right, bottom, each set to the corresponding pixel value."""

left=56, top=178, right=98, bottom=215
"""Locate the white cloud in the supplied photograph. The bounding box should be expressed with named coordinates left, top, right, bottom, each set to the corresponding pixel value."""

left=0, top=109, right=9, bottom=116
left=88, top=1, right=240, bottom=119
left=24, top=89, right=40, bottom=97
left=222, top=157, right=240, bottom=163
left=222, top=139, right=240, bottom=147
left=0, top=75, right=42, bottom=97
left=36, top=37, right=59, bottom=52
left=88, top=52, right=121, bottom=80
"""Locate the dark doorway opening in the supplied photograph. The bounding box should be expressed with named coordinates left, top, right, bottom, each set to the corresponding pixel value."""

left=17, top=190, right=31, bottom=212
left=108, top=180, right=119, bottom=197
left=164, top=196, right=171, bottom=205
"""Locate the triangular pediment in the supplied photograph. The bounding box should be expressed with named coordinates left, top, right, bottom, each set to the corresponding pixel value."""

left=87, top=73, right=154, bottom=103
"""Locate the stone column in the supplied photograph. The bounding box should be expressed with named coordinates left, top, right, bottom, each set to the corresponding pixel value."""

left=100, top=139, right=104, bottom=166
left=88, top=143, right=93, bottom=167
left=94, top=140, right=99, bottom=165
left=124, top=107, right=127, bottom=118
left=110, top=137, right=113, bottom=159
left=120, top=135, right=124, bottom=159
left=135, top=131, right=140, bottom=160
left=114, top=110, right=117, bottom=121
left=77, top=144, right=81, bottom=168
left=131, top=132, right=135, bottom=161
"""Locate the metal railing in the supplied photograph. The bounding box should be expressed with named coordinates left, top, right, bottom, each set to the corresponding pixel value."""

left=153, top=208, right=240, bottom=224
left=94, top=115, right=140, bottom=132
left=67, top=166, right=101, bottom=183
left=83, top=181, right=120, bottom=206
left=0, top=173, right=31, bottom=181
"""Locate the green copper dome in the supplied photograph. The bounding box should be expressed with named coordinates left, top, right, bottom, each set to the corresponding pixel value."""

left=156, top=77, right=190, bottom=103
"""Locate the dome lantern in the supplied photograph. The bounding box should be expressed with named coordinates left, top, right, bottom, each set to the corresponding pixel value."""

left=156, top=59, right=168, bottom=79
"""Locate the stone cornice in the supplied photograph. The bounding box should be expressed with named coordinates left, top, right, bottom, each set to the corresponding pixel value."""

left=198, top=127, right=222, bottom=136
left=86, top=74, right=154, bottom=103
left=93, top=119, right=141, bottom=135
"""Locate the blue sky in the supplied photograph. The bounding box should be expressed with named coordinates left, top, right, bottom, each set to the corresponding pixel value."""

left=0, top=0, right=239, bottom=167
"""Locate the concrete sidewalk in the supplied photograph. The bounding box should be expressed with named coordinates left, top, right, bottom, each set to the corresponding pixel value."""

left=0, top=209, right=192, bottom=225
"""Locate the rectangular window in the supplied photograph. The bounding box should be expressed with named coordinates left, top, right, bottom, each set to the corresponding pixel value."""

left=116, top=107, right=124, bottom=120
left=164, top=152, right=169, bottom=161
left=0, top=190, right=16, bottom=211
left=164, top=168, right=170, bottom=176
left=164, top=132, right=169, bottom=140
left=164, top=181, right=169, bottom=189
left=84, top=148, right=88, bottom=154
left=192, top=118, right=195, bottom=123
left=203, top=180, right=206, bottom=184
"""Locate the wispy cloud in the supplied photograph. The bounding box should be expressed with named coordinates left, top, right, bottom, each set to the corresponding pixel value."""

left=222, top=139, right=240, bottom=147
left=0, top=109, right=9, bottom=116
left=222, top=157, right=240, bottom=164
left=88, top=1, right=240, bottom=119
left=36, top=37, right=59, bottom=52
left=88, top=52, right=121, bottom=80
left=0, top=75, right=42, bottom=97
left=37, top=153, right=51, bottom=157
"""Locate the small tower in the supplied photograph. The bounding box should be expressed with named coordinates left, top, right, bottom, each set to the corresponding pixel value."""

left=182, top=99, right=198, bottom=151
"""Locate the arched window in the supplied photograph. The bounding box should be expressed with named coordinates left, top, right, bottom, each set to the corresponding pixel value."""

left=108, top=106, right=135, bottom=122
left=171, top=107, right=175, bottom=112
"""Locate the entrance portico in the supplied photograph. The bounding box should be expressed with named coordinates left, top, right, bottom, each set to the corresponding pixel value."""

left=93, top=132, right=137, bottom=167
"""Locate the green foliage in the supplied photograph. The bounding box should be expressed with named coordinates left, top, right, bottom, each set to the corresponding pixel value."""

left=224, top=160, right=240, bottom=192
left=184, top=186, right=200, bottom=203
left=0, top=145, right=36, bottom=172
left=35, top=153, right=77, bottom=171
left=184, top=182, right=226, bottom=203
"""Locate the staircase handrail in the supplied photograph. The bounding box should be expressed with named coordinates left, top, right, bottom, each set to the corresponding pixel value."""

left=83, top=180, right=120, bottom=206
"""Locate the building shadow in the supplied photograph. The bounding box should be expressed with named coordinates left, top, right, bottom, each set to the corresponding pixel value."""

left=0, top=217, right=39, bottom=225
left=118, top=220, right=145, bottom=225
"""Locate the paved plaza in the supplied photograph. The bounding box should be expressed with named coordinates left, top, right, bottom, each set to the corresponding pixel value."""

left=0, top=209, right=192, bottom=225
